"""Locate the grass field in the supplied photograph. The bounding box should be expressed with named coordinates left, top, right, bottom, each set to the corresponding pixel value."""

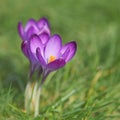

left=0, top=0, right=120, bottom=119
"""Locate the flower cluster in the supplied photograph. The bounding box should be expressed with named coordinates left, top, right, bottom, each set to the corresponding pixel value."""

left=18, top=18, right=77, bottom=78
left=18, top=17, right=77, bottom=116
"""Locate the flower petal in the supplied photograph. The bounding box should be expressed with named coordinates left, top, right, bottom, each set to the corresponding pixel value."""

left=21, top=41, right=29, bottom=58
left=18, top=22, right=25, bottom=41
left=36, top=48, right=46, bottom=67
left=61, top=41, right=77, bottom=62
left=45, top=34, right=62, bottom=61
left=37, top=18, right=51, bottom=35
left=21, top=40, right=37, bottom=63
left=39, top=32, right=49, bottom=45
left=24, top=19, right=39, bottom=33
left=29, top=34, right=43, bottom=57
left=47, top=59, right=65, bottom=71
left=26, top=26, right=36, bottom=40
left=61, top=47, right=70, bottom=60
left=21, top=42, right=38, bottom=78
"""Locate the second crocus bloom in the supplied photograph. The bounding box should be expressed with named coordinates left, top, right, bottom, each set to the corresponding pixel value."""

left=18, top=18, right=51, bottom=76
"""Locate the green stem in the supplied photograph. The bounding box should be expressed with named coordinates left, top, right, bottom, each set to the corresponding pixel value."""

left=24, top=70, right=49, bottom=116
left=34, top=72, right=49, bottom=117
left=24, top=81, right=33, bottom=112
left=24, top=67, right=42, bottom=113
left=34, top=85, right=42, bottom=117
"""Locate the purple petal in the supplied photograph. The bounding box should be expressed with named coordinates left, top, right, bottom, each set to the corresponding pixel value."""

left=21, top=40, right=37, bottom=63
left=37, top=18, right=51, bottom=35
left=39, top=32, right=49, bottom=45
left=26, top=26, right=36, bottom=40
left=24, top=19, right=39, bottom=33
left=61, top=48, right=70, bottom=60
left=45, top=34, right=62, bottom=61
left=47, top=59, right=66, bottom=71
left=29, top=34, right=43, bottom=57
left=21, top=41, right=29, bottom=58
left=36, top=48, right=46, bottom=67
left=18, top=22, right=25, bottom=41
left=61, top=41, right=77, bottom=62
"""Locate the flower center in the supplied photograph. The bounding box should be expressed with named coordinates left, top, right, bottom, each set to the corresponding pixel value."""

left=48, top=56, right=56, bottom=63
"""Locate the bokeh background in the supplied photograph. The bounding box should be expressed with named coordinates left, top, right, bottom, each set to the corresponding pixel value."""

left=0, top=0, right=120, bottom=119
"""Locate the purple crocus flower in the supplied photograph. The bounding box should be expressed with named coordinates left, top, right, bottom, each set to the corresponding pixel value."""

left=18, top=18, right=51, bottom=76
left=18, top=18, right=50, bottom=41
left=29, top=34, right=77, bottom=82
left=18, top=17, right=77, bottom=116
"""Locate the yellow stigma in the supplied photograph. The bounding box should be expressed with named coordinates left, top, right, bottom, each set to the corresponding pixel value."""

left=48, top=56, right=56, bottom=63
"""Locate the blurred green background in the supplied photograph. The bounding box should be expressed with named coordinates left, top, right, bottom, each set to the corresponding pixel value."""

left=0, top=0, right=120, bottom=119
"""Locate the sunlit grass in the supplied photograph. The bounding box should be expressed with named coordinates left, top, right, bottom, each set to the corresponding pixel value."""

left=0, top=0, right=120, bottom=119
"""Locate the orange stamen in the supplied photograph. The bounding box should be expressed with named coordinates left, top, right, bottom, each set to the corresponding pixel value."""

left=48, top=56, right=56, bottom=63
